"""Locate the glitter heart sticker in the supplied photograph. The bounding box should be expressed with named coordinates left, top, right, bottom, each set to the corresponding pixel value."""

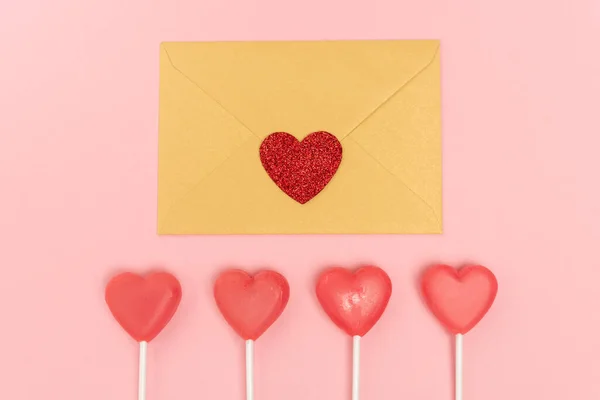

left=259, top=131, right=343, bottom=204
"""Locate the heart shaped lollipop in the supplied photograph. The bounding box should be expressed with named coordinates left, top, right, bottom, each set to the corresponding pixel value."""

left=105, top=271, right=182, bottom=400
left=214, top=269, right=290, bottom=340
left=421, top=264, right=498, bottom=400
left=105, top=271, right=182, bottom=342
left=421, top=264, right=498, bottom=334
left=316, top=266, right=392, bottom=400
left=214, top=269, right=289, bottom=400
left=316, top=266, right=392, bottom=336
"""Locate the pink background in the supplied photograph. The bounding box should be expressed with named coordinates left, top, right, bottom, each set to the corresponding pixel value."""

left=1, top=0, right=600, bottom=399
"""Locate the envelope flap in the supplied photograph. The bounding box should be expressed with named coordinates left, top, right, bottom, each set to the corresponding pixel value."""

left=160, top=40, right=439, bottom=140
left=349, top=48, right=442, bottom=221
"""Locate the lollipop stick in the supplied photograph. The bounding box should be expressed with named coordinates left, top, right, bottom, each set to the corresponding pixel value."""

left=352, top=335, right=360, bottom=400
left=455, top=334, right=463, bottom=400
left=246, top=339, right=254, bottom=400
left=138, top=341, right=147, bottom=400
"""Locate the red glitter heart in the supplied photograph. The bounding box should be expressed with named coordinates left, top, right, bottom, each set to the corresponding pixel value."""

left=259, top=131, right=343, bottom=204
left=421, top=265, right=498, bottom=334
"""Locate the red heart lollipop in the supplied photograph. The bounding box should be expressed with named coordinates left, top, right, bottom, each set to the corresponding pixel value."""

left=105, top=272, right=182, bottom=342
left=214, top=269, right=290, bottom=340
left=421, top=265, right=498, bottom=334
left=316, top=266, right=392, bottom=337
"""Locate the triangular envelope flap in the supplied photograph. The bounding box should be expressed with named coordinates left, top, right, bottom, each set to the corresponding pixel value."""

left=158, top=49, right=256, bottom=217
left=161, top=40, right=439, bottom=139
left=349, top=49, right=442, bottom=221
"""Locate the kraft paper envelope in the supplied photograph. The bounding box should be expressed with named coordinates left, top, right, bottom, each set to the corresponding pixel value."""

left=158, top=40, right=442, bottom=234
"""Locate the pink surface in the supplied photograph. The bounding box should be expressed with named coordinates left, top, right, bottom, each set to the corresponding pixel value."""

left=1, top=0, right=599, bottom=399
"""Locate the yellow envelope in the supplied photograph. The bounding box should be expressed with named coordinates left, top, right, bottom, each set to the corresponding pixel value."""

left=158, top=40, right=442, bottom=234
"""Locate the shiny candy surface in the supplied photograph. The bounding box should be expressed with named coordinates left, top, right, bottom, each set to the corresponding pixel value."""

left=105, top=272, right=182, bottom=342
left=316, top=266, right=392, bottom=337
left=214, top=269, right=290, bottom=340
left=421, top=264, right=498, bottom=334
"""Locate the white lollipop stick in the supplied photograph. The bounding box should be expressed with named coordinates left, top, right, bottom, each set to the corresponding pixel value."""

left=138, top=341, right=148, bottom=400
left=352, top=335, right=360, bottom=400
left=246, top=339, right=255, bottom=400
left=455, top=334, right=463, bottom=400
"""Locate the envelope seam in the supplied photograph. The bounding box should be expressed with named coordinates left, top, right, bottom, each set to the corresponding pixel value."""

left=346, top=137, right=441, bottom=226
left=341, top=43, right=441, bottom=142
left=161, top=47, right=263, bottom=141
left=160, top=48, right=264, bottom=230
left=159, top=136, right=259, bottom=231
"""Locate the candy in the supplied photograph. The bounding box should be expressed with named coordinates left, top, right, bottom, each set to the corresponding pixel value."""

left=105, top=271, right=182, bottom=400
left=316, top=266, right=392, bottom=336
left=421, top=264, right=498, bottom=400
left=421, top=264, right=497, bottom=334
left=316, top=266, right=392, bottom=400
left=214, top=269, right=290, bottom=340
left=105, top=271, right=182, bottom=342
left=214, top=269, right=290, bottom=400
